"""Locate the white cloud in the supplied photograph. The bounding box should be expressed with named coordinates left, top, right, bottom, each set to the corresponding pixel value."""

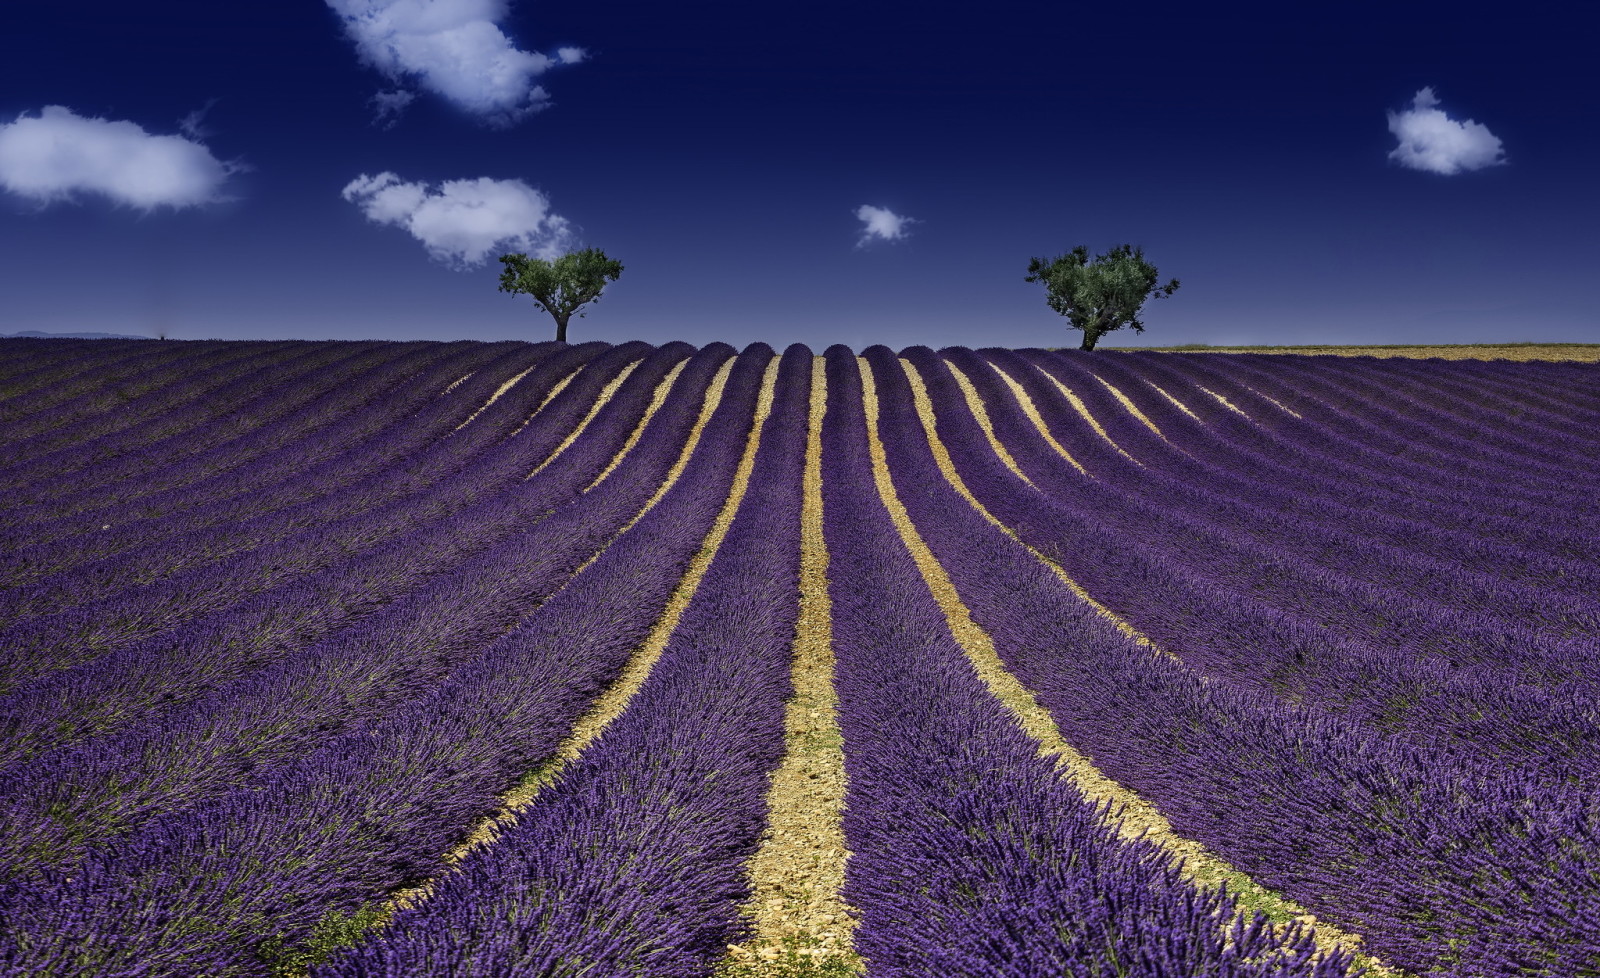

left=0, top=106, right=239, bottom=211
left=341, top=171, right=572, bottom=267
left=855, top=204, right=917, bottom=247
left=325, top=0, right=582, bottom=126
left=1387, top=87, right=1506, bottom=175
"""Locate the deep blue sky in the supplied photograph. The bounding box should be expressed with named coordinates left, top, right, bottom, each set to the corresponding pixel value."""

left=2, top=1, right=1595, bottom=349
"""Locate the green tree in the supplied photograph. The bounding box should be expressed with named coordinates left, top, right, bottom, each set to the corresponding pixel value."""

left=497, top=248, right=624, bottom=342
left=1025, top=244, right=1180, bottom=350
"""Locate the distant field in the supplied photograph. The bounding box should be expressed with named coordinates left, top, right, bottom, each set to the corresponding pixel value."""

left=2, top=337, right=1597, bottom=976
left=1114, top=341, right=1600, bottom=360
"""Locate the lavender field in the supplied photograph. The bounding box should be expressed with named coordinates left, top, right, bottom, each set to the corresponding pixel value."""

left=1, top=337, right=1598, bottom=978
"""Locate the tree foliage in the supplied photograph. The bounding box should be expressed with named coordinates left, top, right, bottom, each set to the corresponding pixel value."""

left=497, top=248, right=624, bottom=343
left=1025, top=245, right=1179, bottom=350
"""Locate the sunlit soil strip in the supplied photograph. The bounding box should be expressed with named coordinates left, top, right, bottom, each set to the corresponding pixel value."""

left=1200, top=385, right=1252, bottom=418
left=525, top=360, right=644, bottom=478
left=985, top=362, right=1089, bottom=476
left=386, top=356, right=778, bottom=918
left=440, top=372, right=475, bottom=395
left=1027, top=362, right=1141, bottom=464
left=720, top=361, right=863, bottom=975
left=939, top=360, right=1033, bottom=484
left=1147, top=381, right=1203, bottom=420
left=879, top=358, right=1395, bottom=976
left=1244, top=386, right=1304, bottom=418
left=453, top=364, right=538, bottom=430
left=902, top=361, right=1162, bottom=656
left=1095, top=376, right=1165, bottom=437
left=506, top=363, right=584, bottom=438
left=582, top=359, right=688, bottom=491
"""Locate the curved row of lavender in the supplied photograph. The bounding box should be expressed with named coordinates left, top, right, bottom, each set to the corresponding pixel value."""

left=868, top=345, right=1600, bottom=974
left=1, top=341, right=372, bottom=505
left=932, top=349, right=1600, bottom=773
left=0, top=345, right=774, bottom=974
left=0, top=341, right=530, bottom=601
left=0, top=340, right=528, bottom=564
left=823, top=346, right=1352, bottom=978
left=314, top=345, right=810, bottom=976
left=0, top=342, right=654, bottom=694
left=0, top=343, right=735, bottom=878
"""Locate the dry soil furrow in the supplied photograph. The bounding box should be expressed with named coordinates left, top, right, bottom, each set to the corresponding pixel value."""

left=719, top=360, right=863, bottom=976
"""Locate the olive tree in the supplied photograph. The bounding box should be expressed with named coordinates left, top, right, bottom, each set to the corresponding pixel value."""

left=497, top=248, right=624, bottom=342
left=1025, top=244, right=1179, bottom=350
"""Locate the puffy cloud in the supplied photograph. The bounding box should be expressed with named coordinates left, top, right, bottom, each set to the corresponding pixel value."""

left=325, top=0, right=582, bottom=126
left=1387, top=87, right=1506, bottom=175
left=341, top=171, right=572, bottom=267
left=855, top=204, right=917, bottom=247
left=0, top=106, right=239, bottom=210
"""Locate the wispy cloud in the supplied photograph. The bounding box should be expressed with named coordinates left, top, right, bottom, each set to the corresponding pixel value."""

left=341, top=171, right=572, bottom=267
left=0, top=105, right=239, bottom=210
left=1387, top=87, right=1506, bottom=175
left=855, top=204, right=917, bottom=247
left=369, top=89, right=418, bottom=129
left=325, top=0, right=585, bottom=126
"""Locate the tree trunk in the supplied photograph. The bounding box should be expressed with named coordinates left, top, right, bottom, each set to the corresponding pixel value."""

left=553, top=314, right=569, bottom=343
left=1080, top=330, right=1100, bottom=351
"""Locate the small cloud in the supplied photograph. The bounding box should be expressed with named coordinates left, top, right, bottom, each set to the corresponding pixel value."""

left=1387, top=87, right=1506, bottom=175
left=325, top=0, right=584, bottom=126
left=341, top=171, right=572, bottom=268
left=0, top=105, right=240, bottom=210
left=855, top=204, right=917, bottom=247
left=369, top=89, right=417, bottom=128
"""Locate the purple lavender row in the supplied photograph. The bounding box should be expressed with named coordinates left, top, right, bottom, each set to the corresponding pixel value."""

left=1092, top=349, right=1593, bottom=515
left=312, top=345, right=811, bottom=978
left=0, top=340, right=177, bottom=423
left=1074, top=350, right=1600, bottom=560
left=1107, top=351, right=1598, bottom=521
left=984, top=348, right=1600, bottom=616
left=0, top=339, right=274, bottom=446
left=0, top=345, right=773, bottom=977
left=1143, top=352, right=1600, bottom=513
left=0, top=340, right=395, bottom=520
left=0, top=340, right=528, bottom=580
left=0, top=341, right=444, bottom=517
left=986, top=350, right=1600, bottom=650
left=0, top=340, right=357, bottom=489
left=919, top=348, right=1600, bottom=782
left=1061, top=348, right=1600, bottom=578
left=1206, top=357, right=1600, bottom=507
left=1356, top=356, right=1600, bottom=439
left=1257, top=354, right=1600, bottom=452
left=0, top=341, right=625, bottom=691
left=830, top=347, right=1347, bottom=978
left=863, top=345, right=1600, bottom=977
left=0, top=341, right=545, bottom=603
left=0, top=342, right=724, bottom=875
left=0, top=340, right=631, bottom=681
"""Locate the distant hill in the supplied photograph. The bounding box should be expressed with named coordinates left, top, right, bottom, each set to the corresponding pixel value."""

left=1, top=330, right=152, bottom=340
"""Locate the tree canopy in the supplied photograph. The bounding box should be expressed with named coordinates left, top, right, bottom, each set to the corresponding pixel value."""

left=1025, top=245, right=1179, bottom=350
left=497, top=248, right=624, bottom=343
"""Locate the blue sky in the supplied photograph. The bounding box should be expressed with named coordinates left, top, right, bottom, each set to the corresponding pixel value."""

left=1, top=1, right=1594, bottom=349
